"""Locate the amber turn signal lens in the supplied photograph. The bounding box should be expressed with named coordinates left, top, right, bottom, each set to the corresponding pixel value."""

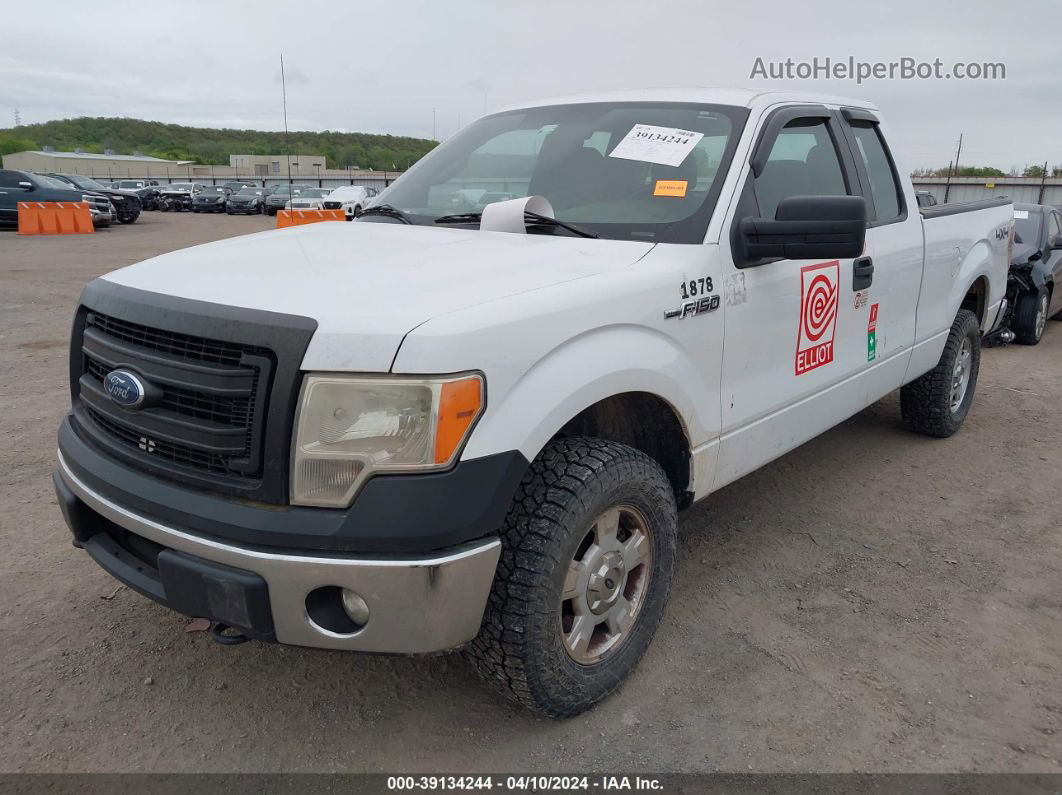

left=434, top=377, right=483, bottom=464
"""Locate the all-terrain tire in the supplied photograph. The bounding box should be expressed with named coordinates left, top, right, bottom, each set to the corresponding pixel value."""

left=901, top=309, right=981, bottom=438
left=1013, top=287, right=1049, bottom=345
left=467, top=436, right=677, bottom=718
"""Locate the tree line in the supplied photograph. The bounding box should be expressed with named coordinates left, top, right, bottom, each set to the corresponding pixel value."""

left=0, top=116, right=438, bottom=171
left=911, top=164, right=1062, bottom=178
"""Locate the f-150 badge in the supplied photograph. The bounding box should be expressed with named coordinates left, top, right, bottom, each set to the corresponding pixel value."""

left=795, top=260, right=839, bottom=375
left=665, top=294, right=720, bottom=319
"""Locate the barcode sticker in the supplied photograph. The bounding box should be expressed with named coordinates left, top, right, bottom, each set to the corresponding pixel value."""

left=609, top=124, right=704, bottom=167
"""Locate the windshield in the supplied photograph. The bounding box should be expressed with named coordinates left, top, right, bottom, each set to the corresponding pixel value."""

left=201, top=186, right=226, bottom=194
left=373, top=102, right=746, bottom=243
left=274, top=185, right=308, bottom=195
left=1013, top=210, right=1042, bottom=246
left=168, top=183, right=193, bottom=190
left=38, top=175, right=77, bottom=190
left=237, top=188, right=263, bottom=196
left=60, top=174, right=105, bottom=190
left=296, top=189, right=330, bottom=198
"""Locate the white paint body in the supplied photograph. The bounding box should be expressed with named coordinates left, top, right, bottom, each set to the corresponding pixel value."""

left=102, top=89, right=1011, bottom=504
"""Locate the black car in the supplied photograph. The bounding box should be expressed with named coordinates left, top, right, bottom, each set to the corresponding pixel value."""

left=192, top=185, right=231, bottom=213
left=42, top=173, right=142, bottom=224
left=0, top=169, right=114, bottom=227
left=226, top=187, right=266, bottom=214
left=223, top=181, right=259, bottom=193
left=1005, top=203, right=1062, bottom=344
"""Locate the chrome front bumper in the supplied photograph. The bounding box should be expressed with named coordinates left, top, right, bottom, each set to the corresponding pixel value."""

left=57, top=452, right=501, bottom=653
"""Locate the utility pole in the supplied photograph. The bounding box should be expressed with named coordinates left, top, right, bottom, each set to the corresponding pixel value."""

left=14, top=108, right=21, bottom=127
left=1038, top=160, right=1049, bottom=205
left=281, top=54, right=292, bottom=189
left=943, top=134, right=963, bottom=204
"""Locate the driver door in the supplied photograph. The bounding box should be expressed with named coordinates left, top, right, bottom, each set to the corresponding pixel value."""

left=714, top=108, right=871, bottom=489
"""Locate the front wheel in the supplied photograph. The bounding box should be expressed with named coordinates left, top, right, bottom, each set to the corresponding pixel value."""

left=117, top=212, right=139, bottom=224
left=1013, top=287, right=1050, bottom=345
left=468, top=437, right=677, bottom=718
left=901, top=309, right=981, bottom=438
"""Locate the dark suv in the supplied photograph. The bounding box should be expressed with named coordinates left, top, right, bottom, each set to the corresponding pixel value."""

left=42, top=173, right=142, bottom=224
left=0, top=169, right=114, bottom=227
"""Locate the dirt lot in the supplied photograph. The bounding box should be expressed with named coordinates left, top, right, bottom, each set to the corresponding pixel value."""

left=1, top=211, right=1060, bottom=774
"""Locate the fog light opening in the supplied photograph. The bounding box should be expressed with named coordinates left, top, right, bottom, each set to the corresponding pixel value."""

left=305, top=585, right=368, bottom=636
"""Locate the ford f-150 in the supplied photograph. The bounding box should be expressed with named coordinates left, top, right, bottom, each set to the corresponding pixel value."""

left=53, top=89, right=1012, bottom=717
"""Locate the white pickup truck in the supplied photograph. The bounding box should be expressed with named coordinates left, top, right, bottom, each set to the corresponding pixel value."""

left=54, top=89, right=1011, bottom=718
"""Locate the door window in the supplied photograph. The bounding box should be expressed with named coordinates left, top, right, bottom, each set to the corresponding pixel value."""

left=849, top=121, right=903, bottom=222
left=754, top=119, right=848, bottom=219
left=0, top=170, right=27, bottom=189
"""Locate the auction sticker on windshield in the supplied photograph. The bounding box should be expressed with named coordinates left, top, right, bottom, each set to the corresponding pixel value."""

left=795, top=260, right=839, bottom=376
left=608, top=124, right=704, bottom=167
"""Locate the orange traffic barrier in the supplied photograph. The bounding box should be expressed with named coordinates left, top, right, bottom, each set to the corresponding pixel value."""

left=17, top=202, right=94, bottom=235
left=276, top=208, right=346, bottom=228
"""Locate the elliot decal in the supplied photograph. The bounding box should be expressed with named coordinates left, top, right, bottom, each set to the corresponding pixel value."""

left=795, top=260, right=840, bottom=376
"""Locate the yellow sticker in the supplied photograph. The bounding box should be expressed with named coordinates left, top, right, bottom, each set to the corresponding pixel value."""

left=654, top=179, right=688, bottom=198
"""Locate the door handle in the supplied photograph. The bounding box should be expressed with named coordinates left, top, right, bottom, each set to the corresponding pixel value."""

left=853, top=256, right=874, bottom=291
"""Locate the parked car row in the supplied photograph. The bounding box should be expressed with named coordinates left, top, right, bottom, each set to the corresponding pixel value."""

left=114, top=181, right=382, bottom=219
left=0, top=169, right=131, bottom=228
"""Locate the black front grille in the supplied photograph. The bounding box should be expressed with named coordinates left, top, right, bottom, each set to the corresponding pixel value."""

left=322, top=201, right=343, bottom=210
left=76, top=310, right=273, bottom=485
left=85, top=406, right=245, bottom=476
left=87, top=312, right=261, bottom=366
left=70, top=280, right=317, bottom=504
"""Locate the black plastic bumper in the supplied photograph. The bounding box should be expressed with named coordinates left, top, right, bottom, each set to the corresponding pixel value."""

left=58, top=416, right=528, bottom=554
left=55, top=470, right=276, bottom=640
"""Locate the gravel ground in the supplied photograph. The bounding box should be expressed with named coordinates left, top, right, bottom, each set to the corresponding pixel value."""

left=1, top=211, right=1060, bottom=773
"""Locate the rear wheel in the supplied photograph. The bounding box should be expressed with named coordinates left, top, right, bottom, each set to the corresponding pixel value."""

left=468, top=437, right=677, bottom=718
left=901, top=309, right=981, bottom=438
left=1013, top=287, right=1050, bottom=345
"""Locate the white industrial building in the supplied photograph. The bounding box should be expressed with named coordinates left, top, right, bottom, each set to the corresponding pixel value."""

left=1, top=148, right=193, bottom=178
left=229, top=154, right=328, bottom=177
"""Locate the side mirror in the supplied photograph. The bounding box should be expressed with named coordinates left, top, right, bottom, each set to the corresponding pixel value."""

left=738, top=195, right=867, bottom=265
left=1051, top=235, right=1062, bottom=251
left=18, top=180, right=33, bottom=190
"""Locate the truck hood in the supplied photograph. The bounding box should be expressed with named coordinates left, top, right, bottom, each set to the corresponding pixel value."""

left=103, top=221, right=654, bottom=371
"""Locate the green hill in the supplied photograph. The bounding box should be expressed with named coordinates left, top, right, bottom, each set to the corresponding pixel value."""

left=0, top=117, right=438, bottom=171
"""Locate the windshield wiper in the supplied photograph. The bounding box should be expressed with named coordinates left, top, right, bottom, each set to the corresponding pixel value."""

left=358, top=204, right=413, bottom=224
left=434, top=210, right=599, bottom=239
left=524, top=211, right=599, bottom=239
left=433, top=212, right=482, bottom=225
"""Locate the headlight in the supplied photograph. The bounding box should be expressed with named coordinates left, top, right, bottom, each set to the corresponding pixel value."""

left=291, top=373, right=484, bottom=507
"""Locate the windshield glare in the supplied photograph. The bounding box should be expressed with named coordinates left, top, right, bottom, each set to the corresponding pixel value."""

left=373, top=102, right=746, bottom=242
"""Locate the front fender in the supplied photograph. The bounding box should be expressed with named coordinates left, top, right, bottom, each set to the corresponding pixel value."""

left=461, top=324, right=712, bottom=478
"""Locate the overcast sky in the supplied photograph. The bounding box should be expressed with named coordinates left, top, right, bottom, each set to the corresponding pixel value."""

left=2, top=0, right=1058, bottom=171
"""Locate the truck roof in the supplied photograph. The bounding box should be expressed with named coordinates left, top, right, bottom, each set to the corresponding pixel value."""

left=498, top=87, right=878, bottom=114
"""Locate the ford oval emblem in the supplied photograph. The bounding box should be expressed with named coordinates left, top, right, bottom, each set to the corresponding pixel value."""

left=104, top=370, right=146, bottom=409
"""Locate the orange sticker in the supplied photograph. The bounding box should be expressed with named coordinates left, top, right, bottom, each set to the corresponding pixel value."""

left=653, top=179, right=688, bottom=198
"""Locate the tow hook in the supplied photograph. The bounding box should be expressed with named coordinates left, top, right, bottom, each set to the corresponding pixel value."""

left=210, top=623, right=251, bottom=646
